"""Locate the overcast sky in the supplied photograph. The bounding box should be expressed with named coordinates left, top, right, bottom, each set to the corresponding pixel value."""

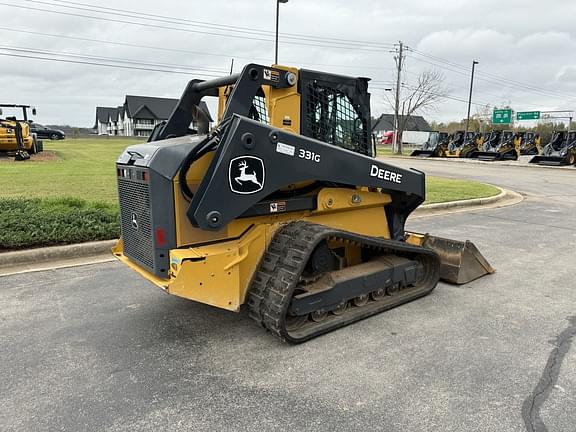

left=2, top=0, right=576, bottom=127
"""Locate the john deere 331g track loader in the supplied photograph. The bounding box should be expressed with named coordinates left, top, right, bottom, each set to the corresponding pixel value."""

left=113, top=64, right=494, bottom=343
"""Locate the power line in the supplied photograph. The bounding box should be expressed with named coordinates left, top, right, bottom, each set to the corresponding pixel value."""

left=407, top=54, right=576, bottom=102
left=0, top=48, right=223, bottom=76
left=1, top=45, right=393, bottom=85
left=0, top=44, right=229, bottom=74
left=371, top=82, right=493, bottom=108
left=43, top=0, right=396, bottom=49
left=406, top=47, right=576, bottom=102
left=0, top=1, right=393, bottom=52
left=0, top=26, right=396, bottom=73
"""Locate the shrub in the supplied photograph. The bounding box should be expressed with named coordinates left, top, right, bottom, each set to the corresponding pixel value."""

left=0, top=197, right=120, bottom=250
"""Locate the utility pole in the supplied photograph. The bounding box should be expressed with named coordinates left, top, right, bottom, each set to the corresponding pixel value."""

left=464, top=60, right=479, bottom=138
left=393, top=41, right=404, bottom=154
left=275, top=0, right=288, bottom=65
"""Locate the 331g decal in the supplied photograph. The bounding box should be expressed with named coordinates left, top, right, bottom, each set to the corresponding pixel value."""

left=298, top=149, right=321, bottom=163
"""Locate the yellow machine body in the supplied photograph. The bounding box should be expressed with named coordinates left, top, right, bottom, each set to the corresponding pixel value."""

left=115, top=184, right=393, bottom=311
left=0, top=119, right=34, bottom=152
left=113, top=65, right=400, bottom=310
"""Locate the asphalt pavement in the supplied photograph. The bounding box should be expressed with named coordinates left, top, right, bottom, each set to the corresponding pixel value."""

left=1, top=159, right=575, bottom=432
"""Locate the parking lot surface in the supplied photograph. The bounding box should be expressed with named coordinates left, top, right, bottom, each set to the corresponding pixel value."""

left=1, top=160, right=575, bottom=432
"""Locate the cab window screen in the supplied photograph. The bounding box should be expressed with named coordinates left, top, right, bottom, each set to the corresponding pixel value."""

left=304, top=82, right=369, bottom=155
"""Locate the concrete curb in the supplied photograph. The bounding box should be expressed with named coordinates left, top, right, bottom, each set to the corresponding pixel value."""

left=0, top=186, right=516, bottom=274
left=384, top=154, right=576, bottom=171
left=0, top=240, right=116, bottom=269
left=417, top=186, right=506, bottom=212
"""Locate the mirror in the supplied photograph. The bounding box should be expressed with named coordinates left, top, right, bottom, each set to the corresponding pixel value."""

left=32, top=108, right=37, bottom=116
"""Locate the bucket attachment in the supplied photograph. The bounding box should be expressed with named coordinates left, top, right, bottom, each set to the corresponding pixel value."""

left=406, top=232, right=495, bottom=284
left=410, top=149, right=435, bottom=157
left=529, top=155, right=568, bottom=166
left=469, top=151, right=501, bottom=161
left=469, top=151, right=496, bottom=161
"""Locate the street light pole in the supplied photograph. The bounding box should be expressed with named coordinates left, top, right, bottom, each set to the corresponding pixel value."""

left=465, top=60, right=479, bottom=138
left=275, top=0, right=288, bottom=65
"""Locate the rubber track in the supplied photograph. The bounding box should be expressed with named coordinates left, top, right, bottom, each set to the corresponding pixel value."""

left=247, top=221, right=441, bottom=343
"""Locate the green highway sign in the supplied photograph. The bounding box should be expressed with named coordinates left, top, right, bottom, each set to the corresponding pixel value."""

left=516, top=111, right=541, bottom=121
left=492, top=109, right=513, bottom=124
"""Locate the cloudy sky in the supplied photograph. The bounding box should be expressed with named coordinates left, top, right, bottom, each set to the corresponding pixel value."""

left=2, top=0, right=576, bottom=127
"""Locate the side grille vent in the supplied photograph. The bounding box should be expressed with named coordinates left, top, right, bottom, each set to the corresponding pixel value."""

left=118, top=175, right=154, bottom=270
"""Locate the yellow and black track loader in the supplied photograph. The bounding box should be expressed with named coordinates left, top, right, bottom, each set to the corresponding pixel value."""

left=433, top=131, right=480, bottom=158
left=0, top=104, right=42, bottom=161
left=529, top=131, right=576, bottom=166
left=470, top=130, right=519, bottom=161
left=409, top=131, right=449, bottom=157
left=113, top=64, right=494, bottom=343
left=519, top=132, right=542, bottom=156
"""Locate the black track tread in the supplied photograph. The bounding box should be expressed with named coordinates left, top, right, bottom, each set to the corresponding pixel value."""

left=247, top=221, right=440, bottom=343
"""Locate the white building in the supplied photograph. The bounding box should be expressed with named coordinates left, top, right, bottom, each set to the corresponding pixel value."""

left=94, top=95, right=212, bottom=137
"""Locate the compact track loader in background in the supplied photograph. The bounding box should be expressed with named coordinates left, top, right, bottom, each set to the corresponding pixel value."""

left=530, top=131, right=576, bottom=166
left=443, top=131, right=483, bottom=158
left=434, top=130, right=479, bottom=158
left=113, top=64, right=494, bottom=343
left=520, top=132, right=542, bottom=156
left=0, top=104, right=42, bottom=161
left=409, top=131, right=449, bottom=157
left=470, top=130, right=519, bottom=161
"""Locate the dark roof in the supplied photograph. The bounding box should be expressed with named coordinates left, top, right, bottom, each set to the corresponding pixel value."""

left=124, top=95, right=177, bottom=120
left=95, top=96, right=213, bottom=128
left=94, top=107, right=118, bottom=128
left=132, top=105, right=157, bottom=120
left=124, top=95, right=213, bottom=122
left=371, top=114, right=431, bottom=132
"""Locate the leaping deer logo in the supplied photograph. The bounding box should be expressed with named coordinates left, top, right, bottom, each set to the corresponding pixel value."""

left=234, top=160, right=262, bottom=188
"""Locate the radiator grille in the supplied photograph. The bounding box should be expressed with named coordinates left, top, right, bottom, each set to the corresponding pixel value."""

left=118, top=174, right=154, bottom=270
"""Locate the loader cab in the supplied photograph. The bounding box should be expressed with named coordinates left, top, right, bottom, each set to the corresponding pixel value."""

left=0, top=104, right=36, bottom=122
left=549, top=131, right=566, bottom=150
left=501, top=131, right=513, bottom=144
left=151, top=65, right=372, bottom=157
left=462, top=132, right=476, bottom=144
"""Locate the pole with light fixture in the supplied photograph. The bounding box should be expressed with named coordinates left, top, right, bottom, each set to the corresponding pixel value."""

left=465, top=60, right=479, bottom=138
left=275, top=0, right=288, bottom=65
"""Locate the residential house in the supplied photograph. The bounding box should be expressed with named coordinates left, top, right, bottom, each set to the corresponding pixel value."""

left=371, top=113, right=432, bottom=145
left=371, top=114, right=432, bottom=137
left=94, top=95, right=212, bottom=137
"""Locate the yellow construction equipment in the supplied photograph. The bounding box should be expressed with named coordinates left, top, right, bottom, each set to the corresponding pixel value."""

left=0, top=104, right=42, bottom=161
left=530, top=131, right=576, bottom=166
left=410, top=131, right=449, bottom=157
left=113, top=64, right=494, bottom=343
left=470, top=130, right=519, bottom=161
left=519, top=132, right=542, bottom=156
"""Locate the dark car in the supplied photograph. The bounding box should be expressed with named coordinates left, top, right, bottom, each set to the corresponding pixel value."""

left=29, top=123, right=66, bottom=140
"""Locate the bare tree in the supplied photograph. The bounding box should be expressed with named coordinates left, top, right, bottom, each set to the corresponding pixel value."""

left=472, top=104, right=492, bottom=133
left=386, top=69, right=448, bottom=154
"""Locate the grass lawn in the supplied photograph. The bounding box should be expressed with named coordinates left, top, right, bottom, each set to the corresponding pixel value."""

left=426, top=177, right=499, bottom=204
left=0, top=137, right=143, bottom=204
left=0, top=137, right=499, bottom=249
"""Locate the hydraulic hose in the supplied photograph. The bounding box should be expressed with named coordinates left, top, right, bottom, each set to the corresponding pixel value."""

left=178, top=117, right=233, bottom=201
